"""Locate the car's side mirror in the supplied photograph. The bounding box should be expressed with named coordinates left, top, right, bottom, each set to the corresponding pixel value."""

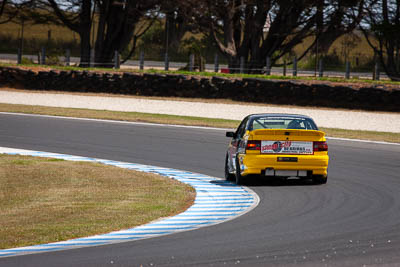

left=226, top=131, right=235, bottom=138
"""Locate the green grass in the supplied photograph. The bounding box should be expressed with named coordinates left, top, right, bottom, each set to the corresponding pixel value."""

left=148, top=69, right=399, bottom=85
left=0, top=102, right=399, bottom=143
left=0, top=154, right=195, bottom=249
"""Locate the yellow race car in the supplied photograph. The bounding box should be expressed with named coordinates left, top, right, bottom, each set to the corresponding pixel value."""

left=225, top=114, right=329, bottom=185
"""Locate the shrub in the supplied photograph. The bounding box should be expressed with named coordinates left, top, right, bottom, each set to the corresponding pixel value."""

left=21, top=57, right=34, bottom=64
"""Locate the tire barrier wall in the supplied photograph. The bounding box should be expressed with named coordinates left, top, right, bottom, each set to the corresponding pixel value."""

left=0, top=66, right=399, bottom=112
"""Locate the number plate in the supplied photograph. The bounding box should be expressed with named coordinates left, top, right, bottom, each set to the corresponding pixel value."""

left=277, top=157, right=298, bottom=162
left=265, top=169, right=308, bottom=177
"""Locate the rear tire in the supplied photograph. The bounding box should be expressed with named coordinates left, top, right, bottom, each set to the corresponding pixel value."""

left=225, top=154, right=235, bottom=181
left=312, top=175, right=327, bottom=184
left=235, top=157, right=245, bottom=185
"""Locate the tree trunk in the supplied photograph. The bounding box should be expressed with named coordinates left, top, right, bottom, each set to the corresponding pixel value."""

left=78, top=0, right=92, bottom=67
left=363, top=0, right=400, bottom=81
left=165, top=12, right=187, bottom=52
left=94, top=2, right=138, bottom=67
left=79, top=32, right=91, bottom=67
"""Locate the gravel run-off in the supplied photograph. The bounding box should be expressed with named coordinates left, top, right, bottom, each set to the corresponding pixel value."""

left=0, top=89, right=399, bottom=133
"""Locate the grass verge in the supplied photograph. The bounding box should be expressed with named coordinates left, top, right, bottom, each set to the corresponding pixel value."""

left=0, top=103, right=399, bottom=143
left=0, top=103, right=238, bottom=129
left=0, top=154, right=195, bottom=249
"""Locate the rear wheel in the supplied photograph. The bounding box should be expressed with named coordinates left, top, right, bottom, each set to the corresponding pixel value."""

left=312, top=175, right=327, bottom=184
left=225, top=154, right=235, bottom=181
left=235, top=157, right=245, bottom=185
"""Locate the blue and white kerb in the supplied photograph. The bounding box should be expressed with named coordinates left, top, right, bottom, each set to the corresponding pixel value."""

left=0, top=147, right=259, bottom=257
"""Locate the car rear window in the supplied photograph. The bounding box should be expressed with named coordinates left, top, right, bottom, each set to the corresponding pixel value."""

left=249, top=117, right=318, bottom=130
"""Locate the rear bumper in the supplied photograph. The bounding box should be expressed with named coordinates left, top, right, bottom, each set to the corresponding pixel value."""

left=237, top=153, right=329, bottom=177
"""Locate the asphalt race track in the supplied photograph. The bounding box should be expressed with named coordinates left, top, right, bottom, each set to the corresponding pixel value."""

left=1, top=113, right=400, bottom=267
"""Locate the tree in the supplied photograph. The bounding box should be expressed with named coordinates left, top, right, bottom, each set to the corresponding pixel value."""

left=0, top=0, right=9, bottom=22
left=159, top=1, right=200, bottom=53
left=93, top=0, right=159, bottom=66
left=46, top=0, right=92, bottom=66
left=314, top=0, right=365, bottom=55
left=0, top=0, right=34, bottom=24
left=196, top=0, right=318, bottom=72
left=361, top=0, right=400, bottom=81
left=176, top=0, right=367, bottom=72
left=40, top=0, right=159, bottom=67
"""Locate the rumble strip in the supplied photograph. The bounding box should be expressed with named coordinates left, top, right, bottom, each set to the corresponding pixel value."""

left=0, top=147, right=259, bottom=257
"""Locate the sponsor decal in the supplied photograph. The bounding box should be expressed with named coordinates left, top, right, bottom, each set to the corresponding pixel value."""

left=261, top=141, right=313, bottom=154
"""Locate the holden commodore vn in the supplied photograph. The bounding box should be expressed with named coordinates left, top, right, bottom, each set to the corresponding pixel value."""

left=225, top=114, right=329, bottom=185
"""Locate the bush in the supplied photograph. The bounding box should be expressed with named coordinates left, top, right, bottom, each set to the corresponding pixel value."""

left=46, top=55, right=63, bottom=66
left=21, top=57, right=34, bottom=64
left=299, top=53, right=344, bottom=71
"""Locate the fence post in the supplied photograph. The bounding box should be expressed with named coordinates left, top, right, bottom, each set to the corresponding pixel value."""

left=41, top=47, right=46, bottom=65
left=90, top=49, right=95, bottom=67
left=345, top=61, right=350, bottom=79
left=199, top=56, right=205, bottom=72
left=164, top=52, right=169, bottom=71
left=372, top=63, right=376, bottom=80
left=65, top=49, right=70, bottom=66
left=240, top=56, right=245, bottom=73
left=214, top=53, right=219, bottom=73
left=114, top=51, right=120, bottom=69
left=318, top=59, right=323, bottom=77
left=139, top=50, right=144, bottom=70
left=283, top=60, right=287, bottom=76
left=374, top=62, right=380, bottom=81
left=265, top=56, right=271, bottom=75
left=17, top=48, right=22, bottom=64
left=292, top=56, right=297, bottom=77
left=189, top=54, right=194, bottom=72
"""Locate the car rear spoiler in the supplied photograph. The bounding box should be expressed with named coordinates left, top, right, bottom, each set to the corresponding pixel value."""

left=250, top=129, right=326, bottom=138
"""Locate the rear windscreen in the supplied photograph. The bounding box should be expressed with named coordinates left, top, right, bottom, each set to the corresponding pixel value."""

left=249, top=117, right=318, bottom=130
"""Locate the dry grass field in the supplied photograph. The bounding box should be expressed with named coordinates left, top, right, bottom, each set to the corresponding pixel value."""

left=0, top=21, right=77, bottom=42
left=0, top=154, right=195, bottom=249
left=0, top=18, right=375, bottom=66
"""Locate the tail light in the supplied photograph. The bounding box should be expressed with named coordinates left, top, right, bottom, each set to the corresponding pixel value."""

left=246, top=140, right=261, bottom=151
left=313, top=141, right=328, bottom=151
